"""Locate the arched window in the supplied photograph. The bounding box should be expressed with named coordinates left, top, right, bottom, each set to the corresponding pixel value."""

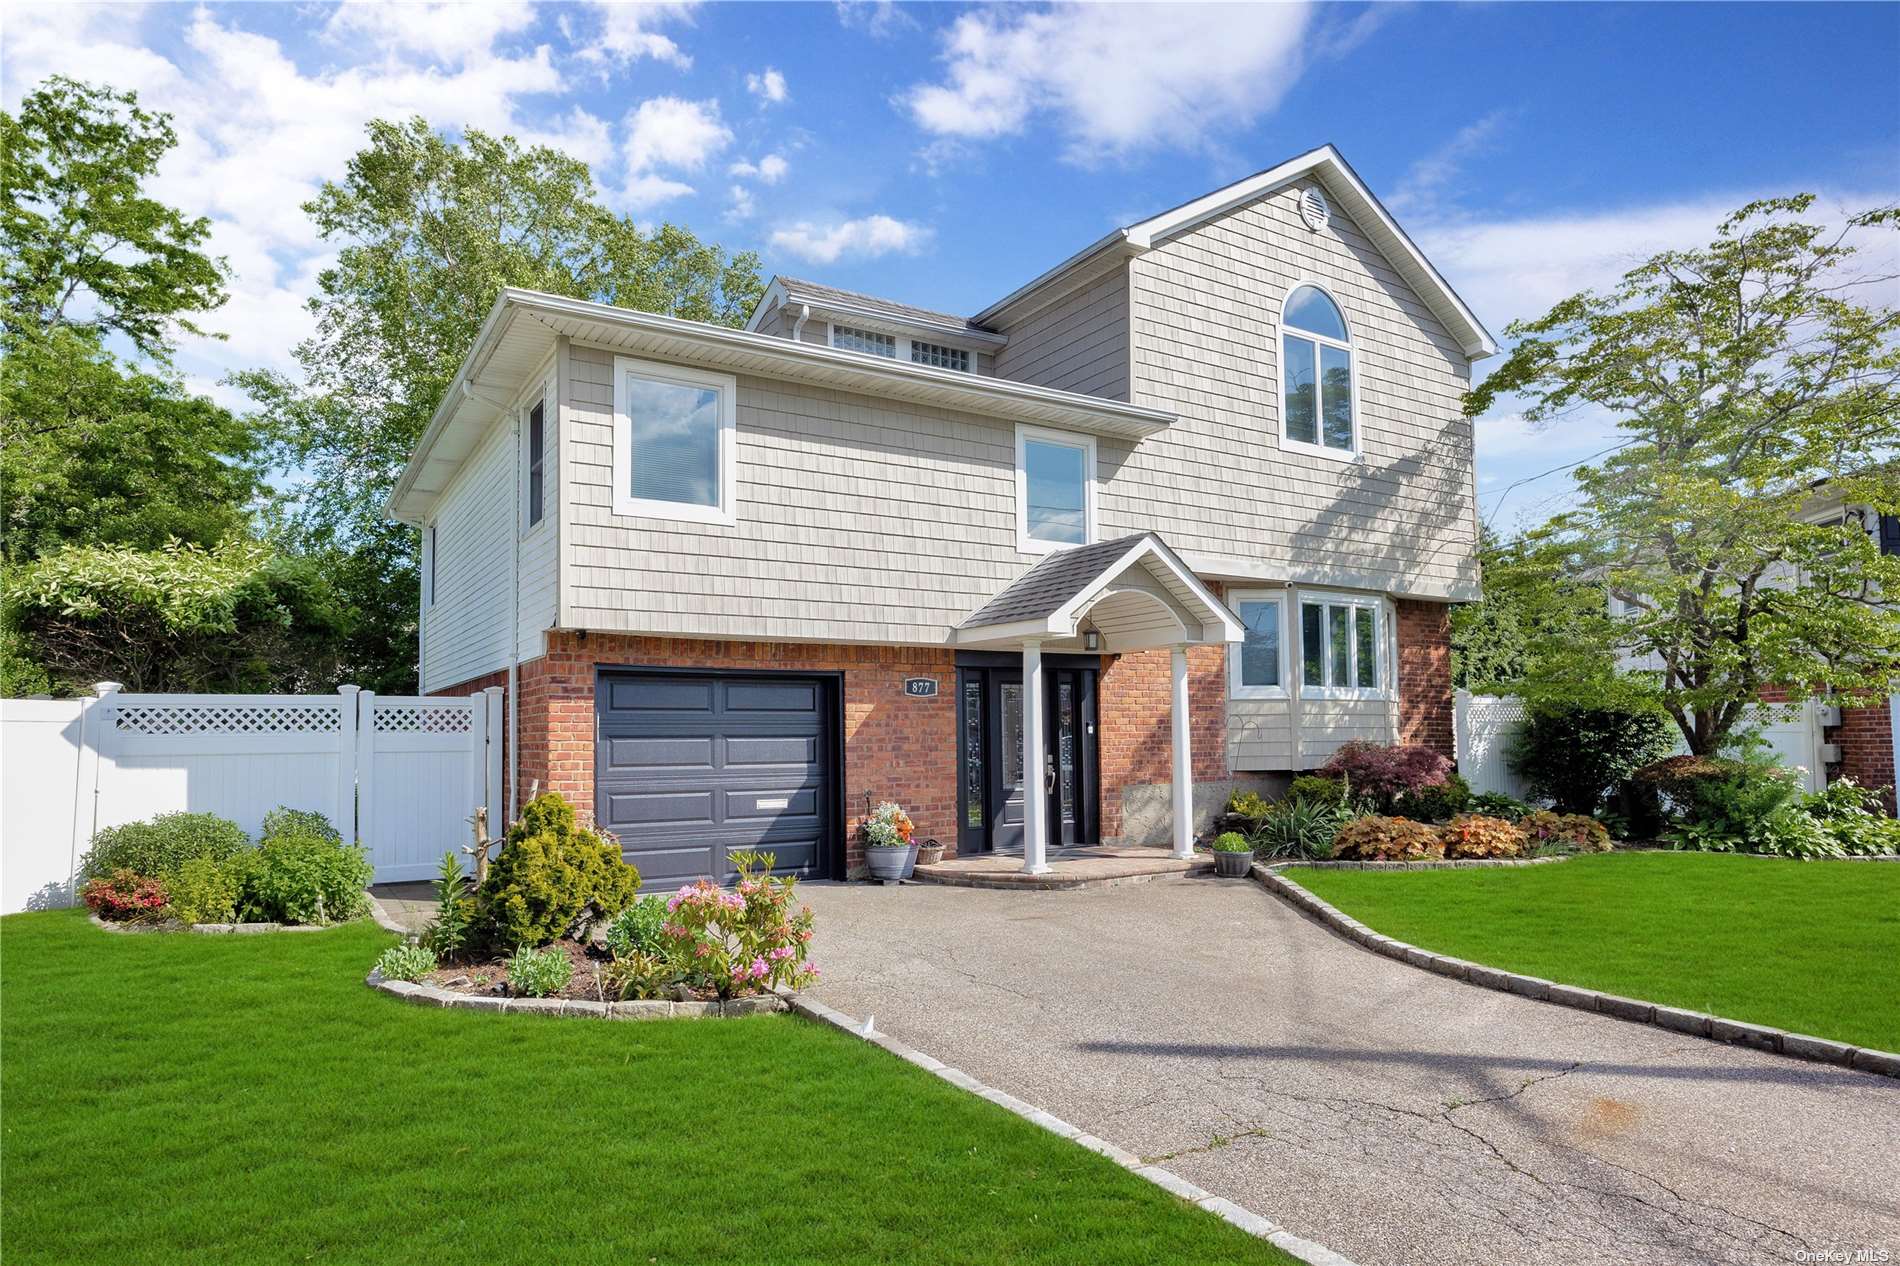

left=1281, top=284, right=1353, bottom=454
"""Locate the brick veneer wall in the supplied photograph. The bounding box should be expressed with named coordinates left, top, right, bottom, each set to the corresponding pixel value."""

left=1828, top=695, right=1897, bottom=816
left=1096, top=644, right=1230, bottom=842
left=1396, top=599, right=1454, bottom=760
left=457, top=633, right=960, bottom=876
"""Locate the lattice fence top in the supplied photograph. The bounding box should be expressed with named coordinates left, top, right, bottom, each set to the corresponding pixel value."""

left=372, top=703, right=473, bottom=735
left=114, top=703, right=343, bottom=735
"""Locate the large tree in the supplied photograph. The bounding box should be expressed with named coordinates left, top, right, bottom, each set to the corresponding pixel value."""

left=1466, top=196, right=1900, bottom=755
left=238, top=118, right=764, bottom=692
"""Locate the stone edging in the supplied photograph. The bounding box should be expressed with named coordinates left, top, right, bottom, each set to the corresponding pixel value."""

left=363, top=968, right=788, bottom=1019
left=1277, top=855, right=1570, bottom=871
left=90, top=912, right=341, bottom=935
left=782, top=991, right=1358, bottom=1266
left=1256, top=865, right=1900, bottom=1079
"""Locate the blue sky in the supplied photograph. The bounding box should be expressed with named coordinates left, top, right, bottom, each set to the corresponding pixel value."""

left=7, top=1, right=1897, bottom=526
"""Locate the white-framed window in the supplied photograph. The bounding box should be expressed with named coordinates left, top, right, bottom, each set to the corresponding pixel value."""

left=525, top=397, right=546, bottom=528
left=831, top=325, right=896, bottom=358
left=1015, top=424, right=1096, bottom=552
left=1280, top=283, right=1356, bottom=459
left=611, top=356, right=737, bottom=527
left=1297, top=591, right=1388, bottom=697
left=423, top=523, right=438, bottom=607
left=910, top=340, right=970, bottom=372
left=1228, top=590, right=1287, bottom=699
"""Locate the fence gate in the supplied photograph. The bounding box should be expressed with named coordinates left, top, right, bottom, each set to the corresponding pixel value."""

left=1454, top=690, right=1533, bottom=801
left=2, top=683, right=504, bottom=911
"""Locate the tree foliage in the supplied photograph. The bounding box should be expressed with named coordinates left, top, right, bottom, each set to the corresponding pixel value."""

left=1451, top=528, right=1612, bottom=691
left=1466, top=196, right=1900, bottom=754
left=237, top=118, right=764, bottom=691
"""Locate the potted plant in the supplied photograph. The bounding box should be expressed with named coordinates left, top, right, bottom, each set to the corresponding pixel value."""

left=1211, top=832, right=1255, bottom=878
left=860, top=801, right=916, bottom=882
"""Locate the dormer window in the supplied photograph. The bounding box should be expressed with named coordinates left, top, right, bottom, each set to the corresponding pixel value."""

left=1280, top=283, right=1355, bottom=458
left=832, top=326, right=896, bottom=358
left=910, top=340, right=970, bottom=372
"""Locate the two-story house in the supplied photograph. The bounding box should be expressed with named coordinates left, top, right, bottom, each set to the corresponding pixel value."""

left=387, top=145, right=1498, bottom=886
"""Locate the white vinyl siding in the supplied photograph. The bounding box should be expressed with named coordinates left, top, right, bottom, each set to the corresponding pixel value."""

left=991, top=265, right=1130, bottom=400
left=419, top=416, right=515, bottom=693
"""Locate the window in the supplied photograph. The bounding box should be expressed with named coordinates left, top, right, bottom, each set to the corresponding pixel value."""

left=910, top=340, right=970, bottom=372
left=831, top=325, right=896, bottom=357
left=1299, top=592, right=1385, bottom=695
left=526, top=399, right=545, bottom=527
left=1281, top=284, right=1355, bottom=457
left=612, top=357, right=738, bottom=526
left=424, top=524, right=437, bottom=606
left=1228, top=592, right=1285, bottom=698
left=1015, top=425, right=1095, bottom=551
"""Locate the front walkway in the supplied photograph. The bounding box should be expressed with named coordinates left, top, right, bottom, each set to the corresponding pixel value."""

left=915, top=845, right=1213, bottom=889
left=799, top=877, right=1900, bottom=1266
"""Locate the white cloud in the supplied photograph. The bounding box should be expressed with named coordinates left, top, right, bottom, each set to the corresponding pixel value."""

left=324, top=0, right=538, bottom=64
left=1389, top=111, right=1512, bottom=217
left=729, top=153, right=789, bottom=184
left=579, top=1, right=698, bottom=69
left=727, top=184, right=757, bottom=220
left=746, top=67, right=788, bottom=104
left=834, top=0, right=919, bottom=38
left=623, top=96, right=731, bottom=173
left=903, top=3, right=1317, bottom=159
left=623, top=173, right=698, bottom=209
left=769, top=215, right=931, bottom=264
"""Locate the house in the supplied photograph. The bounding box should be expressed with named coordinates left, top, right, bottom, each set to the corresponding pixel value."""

left=387, top=145, right=1498, bottom=885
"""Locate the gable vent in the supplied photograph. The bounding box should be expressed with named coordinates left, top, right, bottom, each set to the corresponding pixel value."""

left=1299, top=186, right=1329, bottom=233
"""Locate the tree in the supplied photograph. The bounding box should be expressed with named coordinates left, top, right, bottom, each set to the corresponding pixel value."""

left=1451, top=527, right=1613, bottom=691
left=237, top=118, right=763, bottom=691
left=1, top=76, right=228, bottom=360
left=1466, top=196, right=1900, bottom=755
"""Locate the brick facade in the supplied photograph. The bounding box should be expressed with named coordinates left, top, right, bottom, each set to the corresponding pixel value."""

left=1395, top=599, right=1454, bottom=760
left=1828, top=695, right=1896, bottom=816
left=1096, top=645, right=1229, bottom=841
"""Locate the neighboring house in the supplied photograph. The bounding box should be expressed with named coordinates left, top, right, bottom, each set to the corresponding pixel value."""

left=387, top=145, right=1498, bottom=885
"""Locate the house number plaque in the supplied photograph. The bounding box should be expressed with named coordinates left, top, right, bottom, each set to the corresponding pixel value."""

left=903, top=678, right=940, bottom=698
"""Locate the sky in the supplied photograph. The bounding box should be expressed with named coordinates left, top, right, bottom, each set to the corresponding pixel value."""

left=5, top=0, right=1898, bottom=528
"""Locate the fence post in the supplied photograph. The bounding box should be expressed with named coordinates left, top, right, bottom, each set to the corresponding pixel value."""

left=476, top=686, right=505, bottom=839
left=338, top=686, right=362, bottom=845
left=64, top=682, right=120, bottom=906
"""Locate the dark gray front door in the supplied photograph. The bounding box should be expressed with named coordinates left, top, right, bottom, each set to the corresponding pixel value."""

left=957, top=661, right=1098, bottom=855
left=595, top=670, right=834, bottom=889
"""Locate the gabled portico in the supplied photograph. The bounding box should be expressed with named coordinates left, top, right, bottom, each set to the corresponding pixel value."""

left=956, top=534, right=1244, bottom=876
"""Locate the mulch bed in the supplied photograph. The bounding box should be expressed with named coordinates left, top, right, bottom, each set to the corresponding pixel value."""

left=422, top=938, right=739, bottom=1004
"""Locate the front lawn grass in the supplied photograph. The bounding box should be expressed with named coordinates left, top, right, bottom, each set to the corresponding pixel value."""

left=1288, top=851, right=1900, bottom=1052
left=0, top=910, right=1286, bottom=1265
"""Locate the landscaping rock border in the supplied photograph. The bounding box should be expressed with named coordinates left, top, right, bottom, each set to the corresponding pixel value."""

left=1256, top=863, right=1900, bottom=1080
left=90, top=912, right=343, bottom=935
left=782, top=991, right=1359, bottom=1266
left=363, top=968, right=790, bottom=1019
left=1277, top=856, right=1570, bottom=871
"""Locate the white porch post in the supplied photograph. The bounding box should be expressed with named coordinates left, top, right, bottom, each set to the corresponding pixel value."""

left=1170, top=645, right=1193, bottom=859
left=1021, top=640, right=1050, bottom=875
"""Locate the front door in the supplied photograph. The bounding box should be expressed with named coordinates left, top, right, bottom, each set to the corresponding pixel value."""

left=957, top=661, right=1098, bottom=855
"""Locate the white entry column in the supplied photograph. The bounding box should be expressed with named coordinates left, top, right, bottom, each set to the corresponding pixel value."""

left=1171, top=645, right=1193, bottom=859
left=1021, top=640, right=1050, bottom=875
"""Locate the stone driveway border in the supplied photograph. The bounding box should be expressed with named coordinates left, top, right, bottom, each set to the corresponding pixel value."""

left=1258, top=865, right=1900, bottom=1079
left=780, top=989, right=1362, bottom=1266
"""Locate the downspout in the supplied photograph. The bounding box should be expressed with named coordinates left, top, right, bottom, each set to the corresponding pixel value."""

left=789, top=302, right=812, bottom=344
left=509, top=401, right=521, bottom=825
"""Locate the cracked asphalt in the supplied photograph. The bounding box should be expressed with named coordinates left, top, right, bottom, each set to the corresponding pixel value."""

left=799, top=876, right=1900, bottom=1266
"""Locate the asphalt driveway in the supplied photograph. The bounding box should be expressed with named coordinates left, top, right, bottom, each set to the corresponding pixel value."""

left=799, top=875, right=1900, bottom=1266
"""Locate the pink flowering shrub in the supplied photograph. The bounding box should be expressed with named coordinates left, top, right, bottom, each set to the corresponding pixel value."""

left=660, top=850, right=818, bottom=998
left=1317, top=741, right=1453, bottom=810
left=82, top=868, right=169, bottom=921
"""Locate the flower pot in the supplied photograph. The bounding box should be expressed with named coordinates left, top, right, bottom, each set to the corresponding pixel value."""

left=915, top=842, right=945, bottom=867
left=900, top=841, right=919, bottom=879
left=1214, top=849, right=1254, bottom=878
left=865, top=846, right=909, bottom=882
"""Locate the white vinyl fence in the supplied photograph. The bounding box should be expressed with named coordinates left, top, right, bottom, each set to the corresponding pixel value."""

left=1, top=683, right=502, bottom=914
left=1454, top=690, right=1533, bottom=800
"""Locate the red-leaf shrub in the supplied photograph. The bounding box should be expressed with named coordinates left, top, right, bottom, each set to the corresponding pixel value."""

left=1520, top=811, right=1612, bottom=853
left=1317, top=742, right=1453, bottom=809
left=81, top=868, right=169, bottom=921
left=1440, top=814, right=1526, bottom=859
left=1332, top=816, right=1445, bottom=861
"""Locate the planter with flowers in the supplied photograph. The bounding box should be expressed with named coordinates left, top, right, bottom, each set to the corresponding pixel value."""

left=1211, top=832, right=1256, bottom=878
left=860, top=801, right=917, bottom=882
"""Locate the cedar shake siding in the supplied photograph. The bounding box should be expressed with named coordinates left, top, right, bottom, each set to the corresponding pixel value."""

left=990, top=264, right=1131, bottom=401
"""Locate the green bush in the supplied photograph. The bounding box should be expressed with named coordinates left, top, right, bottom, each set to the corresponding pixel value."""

left=1662, top=763, right=1838, bottom=858
left=166, top=856, right=240, bottom=924
left=1468, top=791, right=1533, bottom=822
left=239, top=809, right=371, bottom=925
left=1286, top=775, right=1348, bottom=808
left=80, top=812, right=249, bottom=883
left=475, top=793, right=639, bottom=950
left=1226, top=790, right=1274, bottom=833
left=1212, top=831, right=1252, bottom=853
left=375, top=943, right=437, bottom=983
left=1250, top=798, right=1350, bottom=860
left=1800, top=779, right=1900, bottom=857
left=604, top=952, right=678, bottom=1001
left=1393, top=773, right=1472, bottom=823
left=422, top=851, right=473, bottom=961
left=603, top=895, right=669, bottom=960
left=507, top=945, right=573, bottom=998
left=1511, top=698, right=1676, bottom=813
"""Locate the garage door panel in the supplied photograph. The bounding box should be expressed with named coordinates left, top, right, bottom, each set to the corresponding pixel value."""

left=602, top=789, right=716, bottom=827
left=724, top=735, right=819, bottom=767
left=722, top=786, right=819, bottom=822
left=723, top=681, right=819, bottom=713
left=607, top=678, right=714, bottom=712
left=602, top=736, right=715, bottom=771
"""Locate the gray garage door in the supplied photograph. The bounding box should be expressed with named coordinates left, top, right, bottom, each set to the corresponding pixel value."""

left=595, top=671, right=835, bottom=889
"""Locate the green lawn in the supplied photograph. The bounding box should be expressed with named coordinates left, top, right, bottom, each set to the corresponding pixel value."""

left=1288, top=852, right=1900, bottom=1052
left=0, top=911, right=1286, bottom=1266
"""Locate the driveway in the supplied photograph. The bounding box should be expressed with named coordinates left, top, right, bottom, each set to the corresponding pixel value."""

left=799, top=876, right=1900, bottom=1266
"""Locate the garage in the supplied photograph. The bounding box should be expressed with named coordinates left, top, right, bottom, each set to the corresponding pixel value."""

left=594, top=669, right=840, bottom=889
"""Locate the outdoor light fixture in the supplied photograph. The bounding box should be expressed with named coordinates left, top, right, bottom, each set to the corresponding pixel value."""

left=1083, top=629, right=1101, bottom=652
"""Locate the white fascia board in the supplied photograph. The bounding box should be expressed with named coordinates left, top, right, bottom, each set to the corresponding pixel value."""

left=386, top=290, right=516, bottom=524
left=970, top=231, right=1140, bottom=327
